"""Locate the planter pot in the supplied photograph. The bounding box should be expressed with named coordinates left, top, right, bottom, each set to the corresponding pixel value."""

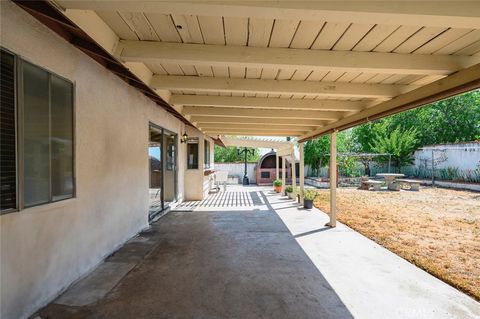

left=274, top=185, right=282, bottom=193
left=287, top=192, right=294, bottom=199
left=304, top=199, right=313, bottom=209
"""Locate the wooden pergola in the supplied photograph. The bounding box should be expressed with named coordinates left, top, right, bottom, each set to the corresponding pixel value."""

left=24, top=0, right=480, bottom=227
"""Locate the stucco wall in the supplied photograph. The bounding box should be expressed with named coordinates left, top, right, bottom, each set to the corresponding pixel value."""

left=0, top=3, right=204, bottom=318
left=414, top=142, right=480, bottom=171
left=214, top=163, right=258, bottom=183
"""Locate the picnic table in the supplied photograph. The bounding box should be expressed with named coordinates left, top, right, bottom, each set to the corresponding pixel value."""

left=376, top=173, right=405, bottom=191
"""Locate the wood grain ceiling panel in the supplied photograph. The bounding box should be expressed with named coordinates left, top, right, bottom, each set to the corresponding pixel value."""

left=269, top=19, right=300, bottom=48
left=393, top=27, right=447, bottom=53
left=374, top=25, right=421, bottom=52
left=333, top=23, right=374, bottom=51
left=289, top=20, right=324, bottom=49
left=145, top=13, right=181, bottom=42
left=170, top=14, right=204, bottom=43
left=311, top=22, right=349, bottom=50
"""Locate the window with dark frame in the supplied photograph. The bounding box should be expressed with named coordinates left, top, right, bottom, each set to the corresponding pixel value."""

left=187, top=142, right=198, bottom=169
left=204, top=139, right=210, bottom=169
left=261, top=172, right=270, bottom=179
left=0, top=48, right=74, bottom=213
left=0, top=50, right=17, bottom=212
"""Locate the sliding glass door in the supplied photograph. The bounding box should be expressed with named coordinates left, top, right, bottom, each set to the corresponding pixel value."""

left=148, top=124, right=177, bottom=218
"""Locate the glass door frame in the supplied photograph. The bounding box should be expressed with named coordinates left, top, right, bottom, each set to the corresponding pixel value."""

left=162, top=127, right=178, bottom=209
left=148, top=122, right=178, bottom=217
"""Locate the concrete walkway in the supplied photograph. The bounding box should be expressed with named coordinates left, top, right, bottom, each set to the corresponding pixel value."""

left=39, top=186, right=479, bottom=319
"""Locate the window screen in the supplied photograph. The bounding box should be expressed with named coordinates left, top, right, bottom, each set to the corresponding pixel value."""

left=0, top=50, right=16, bottom=212
left=0, top=50, right=75, bottom=211
left=22, top=62, right=74, bottom=207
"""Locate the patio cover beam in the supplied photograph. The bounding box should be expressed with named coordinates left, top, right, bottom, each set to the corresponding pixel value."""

left=204, top=130, right=307, bottom=137
left=220, top=137, right=294, bottom=149
left=152, top=76, right=413, bottom=99
left=198, top=124, right=318, bottom=132
left=191, top=116, right=328, bottom=127
left=299, top=63, right=480, bottom=142
left=170, top=95, right=367, bottom=112
left=120, top=41, right=478, bottom=76
left=183, top=106, right=343, bottom=120
left=59, top=1, right=480, bottom=29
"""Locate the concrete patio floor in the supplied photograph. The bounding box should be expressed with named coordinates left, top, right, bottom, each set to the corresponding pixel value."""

left=38, top=186, right=480, bottom=319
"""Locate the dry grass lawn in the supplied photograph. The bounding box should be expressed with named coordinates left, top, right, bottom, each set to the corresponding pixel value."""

left=314, top=186, right=480, bottom=301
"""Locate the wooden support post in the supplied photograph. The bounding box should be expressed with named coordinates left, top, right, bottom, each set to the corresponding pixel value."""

left=329, top=131, right=337, bottom=227
left=291, top=149, right=297, bottom=197
left=299, top=142, right=305, bottom=205
left=276, top=153, right=279, bottom=181
left=281, top=154, right=286, bottom=195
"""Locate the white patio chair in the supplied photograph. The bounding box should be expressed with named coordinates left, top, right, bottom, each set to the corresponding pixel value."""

left=215, top=171, right=229, bottom=192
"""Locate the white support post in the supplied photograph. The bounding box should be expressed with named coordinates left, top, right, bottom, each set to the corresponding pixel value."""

left=281, top=155, right=286, bottom=195
left=291, top=149, right=297, bottom=198
left=329, top=131, right=337, bottom=227
left=299, top=142, right=305, bottom=206
left=276, top=153, right=279, bottom=181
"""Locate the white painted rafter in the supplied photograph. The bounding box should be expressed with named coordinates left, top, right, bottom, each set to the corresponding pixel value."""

left=182, top=106, right=343, bottom=120
left=191, top=116, right=328, bottom=127
left=119, top=41, right=479, bottom=75
left=58, top=1, right=480, bottom=29
left=199, top=123, right=318, bottom=131
left=152, top=76, right=415, bottom=98
left=204, top=130, right=306, bottom=137
left=171, top=95, right=368, bottom=111
left=221, top=137, right=294, bottom=149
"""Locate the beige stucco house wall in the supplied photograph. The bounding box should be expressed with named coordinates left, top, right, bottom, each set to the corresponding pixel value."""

left=184, top=126, right=215, bottom=200
left=0, top=2, right=210, bottom=319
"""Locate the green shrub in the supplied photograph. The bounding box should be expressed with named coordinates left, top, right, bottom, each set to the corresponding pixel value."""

left=304, top=189, right=318, bottom=201
left=285, top=185, right=293, bottom=193
left=273, top=179, right=282, bottom=187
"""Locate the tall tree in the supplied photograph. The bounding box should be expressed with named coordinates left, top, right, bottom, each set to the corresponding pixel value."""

left=352, top=90, right=479, bottom=155
left=214, top=146, right=260, bottom=163
left=304, top=136, right=330, bottom=176
left=370, top=127, right=419, bottom=169
left=304, top=132, right=352, bottom=175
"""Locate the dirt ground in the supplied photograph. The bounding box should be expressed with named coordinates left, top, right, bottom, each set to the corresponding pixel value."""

left=314, top=186, right=480, bottom=301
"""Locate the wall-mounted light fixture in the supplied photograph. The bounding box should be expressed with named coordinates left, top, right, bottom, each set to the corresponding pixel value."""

left=180, top=132, right=188, bottom=143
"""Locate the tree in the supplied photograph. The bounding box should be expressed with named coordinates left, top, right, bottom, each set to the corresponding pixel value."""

left=304, top=132, right=352, bottom=176
left=214, top=146, right=260, bottom=163
left=352, top=90, right=480, bottom=151
left=304, top=136, right=330, bottom=176
left=370, top=127, right=419, bottom=170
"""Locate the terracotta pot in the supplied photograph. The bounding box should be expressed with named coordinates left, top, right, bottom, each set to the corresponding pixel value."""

left=274, top=185, right=282, bottom=193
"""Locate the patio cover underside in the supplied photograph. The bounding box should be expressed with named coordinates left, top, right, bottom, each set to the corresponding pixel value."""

left=23, top=1, right=480, bottom=141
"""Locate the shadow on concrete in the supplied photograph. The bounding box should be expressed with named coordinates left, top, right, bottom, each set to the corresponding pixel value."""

left=39, top=191, right=353, bottom=319
left=294, top=227, right=331, bottom=238
left=249, top=191, right=264, bottom=205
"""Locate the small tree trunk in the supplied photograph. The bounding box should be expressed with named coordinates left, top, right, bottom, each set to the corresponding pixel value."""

left=365, top=164, right=371, bottom=177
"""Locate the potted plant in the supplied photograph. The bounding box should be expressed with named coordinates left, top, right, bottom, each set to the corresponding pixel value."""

left=304, top=189, right=317, bottom=209
left=285, top=185, right=294, bottom=198
left=273, top=179, right=282, bottom=193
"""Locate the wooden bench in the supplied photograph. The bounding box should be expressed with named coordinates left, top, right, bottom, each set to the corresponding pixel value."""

left=396, top=179, right=421, bottom=191
left=360, top=179, right=383, bottom=191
